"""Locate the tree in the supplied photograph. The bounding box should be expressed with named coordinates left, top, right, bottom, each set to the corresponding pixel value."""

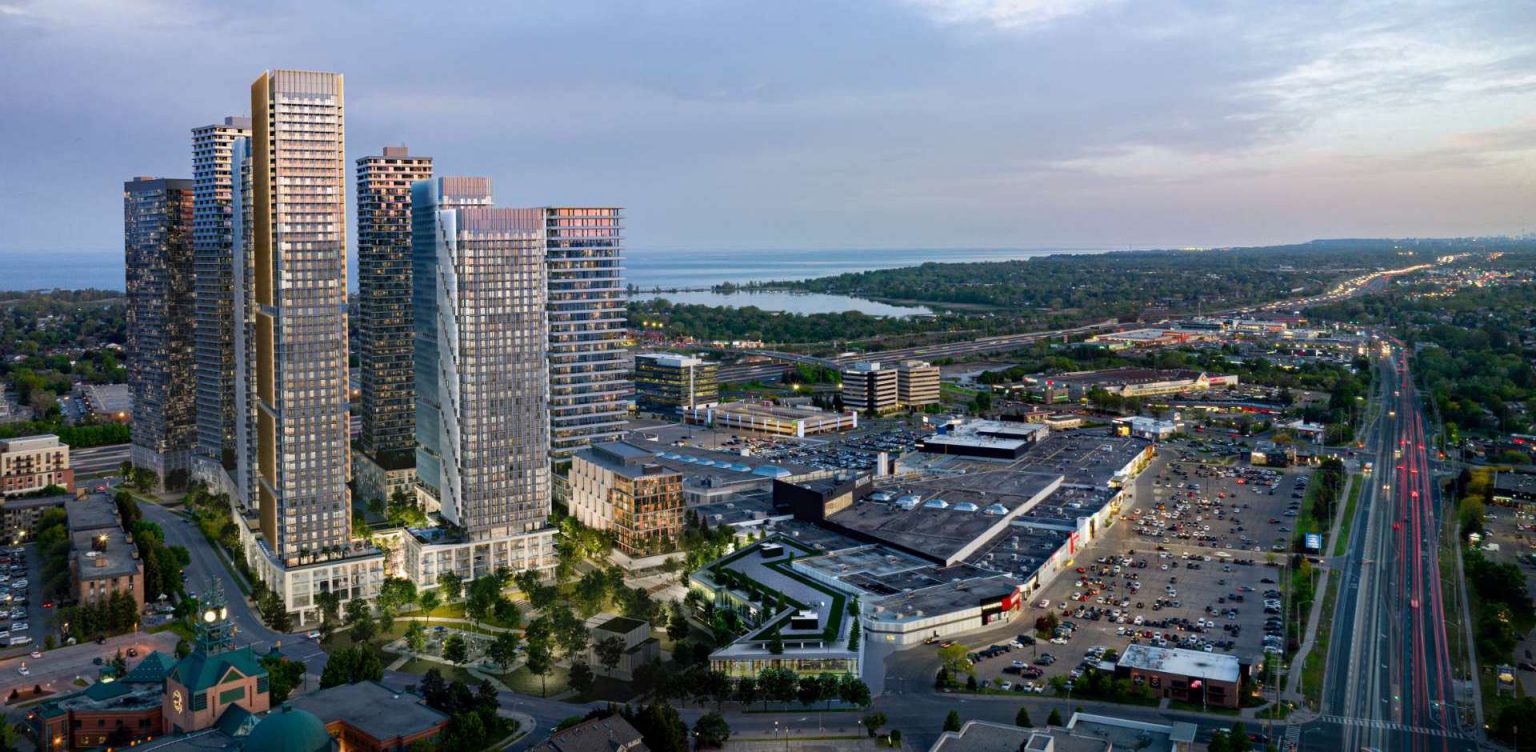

left=524, top=624, right=554, bottom=697
left=735, top=675, right=759, bottom=707
left=345, top=598, right=376, bottom=643
left=405, top=622, right=427, bottom=653
left=377, top=577, right=418, bottom=622
left=316, top=590, right=341, bottom=629
left=847, top=619, right=860, bottom=652
left=320, top=645, right=384, bottom=688
left=693, top=712, right=732, bottom=749
left=443, top=634, right=468, bottom=665
left=550, top=605, right=590, bottom=658
left=417, top=589, right=440, bottom=625
left=838, top=675, right=871, bottom=708
left=261, top=655, right=306, bottom=703
left=437, top=572, right=464, bottom=603
left=569, top=661, right=595, bottom=696
left=594, top=635, right=624, bottom=674
left=624, top=702, right=689, bottom=752
left=797, top=674, right=823, bottom=707
left=863, top=711, right=887, bottom=737
left=938, top=643, right=970, bottom=671
left=943, top=709, right=962, bottom=733
left=1015, top=706, right=1033, bottom=727
left=1047, top=709, right=1063, bottom=727
left=666, top=601, right=689, bottom=641
left=1229, top=722, right=1251, bottom=752
left=759, top=667, right=798, bottom=709
left=488, top=631, right=521, bottom=671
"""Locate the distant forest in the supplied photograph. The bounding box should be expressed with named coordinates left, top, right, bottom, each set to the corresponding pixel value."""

left=635, top=238, right=1536, bottom=348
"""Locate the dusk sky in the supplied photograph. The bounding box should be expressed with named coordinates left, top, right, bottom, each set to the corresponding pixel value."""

left=4, top=0, right=1536, bottom=257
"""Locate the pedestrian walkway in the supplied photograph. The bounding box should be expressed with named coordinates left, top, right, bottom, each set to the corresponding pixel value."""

left=1313, top=713, right=1474, bottom=740
left=1282, top=474, right=1359, bottom=708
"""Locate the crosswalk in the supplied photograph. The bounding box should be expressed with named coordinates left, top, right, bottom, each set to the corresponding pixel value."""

left=1313, top=714, right=1473, bottom=740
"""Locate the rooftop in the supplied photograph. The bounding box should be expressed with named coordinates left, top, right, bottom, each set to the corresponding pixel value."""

left=289, top=680, right=449, bottom=742
left=930, top=721, right=1109, bottom=752
left=826, top=470, right=1060, bottom=565
left=533, top=714, right=649, bottom=752
left=691, top=491, right=783, bottom=528
left=2, top=493, right=69, bottom=511
left=1493, top=471, right=1536, bottom=497
left=866, top=573, right=1020, bottom=624
left=1046, top=368, right=1205, bottom=386
left=635, top=352, right=710, bottom=368
left=1065, top=712, right=1193, bottom=752
left=594, top=616, right=648, bottom=635
left=65, top=497, right=121, bottom=535
left=72, top=528, right=142, bottom=579
left=1117, top=644, right=1241, bottom=683
left=0, top=434, right=63, bottom=452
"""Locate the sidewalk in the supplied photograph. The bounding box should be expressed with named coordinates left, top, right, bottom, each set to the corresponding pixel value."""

left=1281, top=472, right=1359, bottom=710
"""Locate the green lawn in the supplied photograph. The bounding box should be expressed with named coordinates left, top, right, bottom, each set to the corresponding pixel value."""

left=394, top=657, right=485, bottom=687
left=1332, top=475, right=1363, bottom=557
left=1300, top=570, right=1340, bottom=708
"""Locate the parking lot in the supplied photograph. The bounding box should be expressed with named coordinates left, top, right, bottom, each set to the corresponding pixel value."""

left=0, top=542, right=46, bottom=654
left=948, top=440, right=1314, bottom=694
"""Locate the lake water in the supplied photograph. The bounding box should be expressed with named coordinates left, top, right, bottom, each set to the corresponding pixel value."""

left=631, top=289, right=934, bottom=317
left=0, top=245, right=1110, bottom=316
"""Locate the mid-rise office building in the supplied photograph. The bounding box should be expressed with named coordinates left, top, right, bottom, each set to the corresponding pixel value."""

left=407, top=177, right=555, bottom=584
left=896, top=360, right=941, bottom=408
left=634, top=352, right=718, bottom=413
left=234, top=70, right=380, bottom=624
left=545, top=208, right=627, bottom=457
left=355, top=146, right=432, bottom=506
left=125, top=177, right=198, bottom=487
left=842, top=361, right=899, bottom=414
left=570, top=442, right=685, bottom=559
left=0, top=435, right=73, bottom=497
left=190, top=117, right=252, bottom=495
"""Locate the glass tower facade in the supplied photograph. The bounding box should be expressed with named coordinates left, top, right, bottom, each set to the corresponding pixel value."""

left=413, top=179, right=550, bottom=539
left=191, top=117, right=252, bottom=477
left=544, top=208, right=627, bottom=457
left=357, top=147, right=432, bottom=475
left=411, top=177, right=495, bottom=506
left=125, top=177, right=197, bottom=485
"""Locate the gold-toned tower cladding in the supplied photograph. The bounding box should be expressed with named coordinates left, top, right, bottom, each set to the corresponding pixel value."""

left=251, top=73, right=275, bottom=549
left=249, top=70, right=352, bottom=563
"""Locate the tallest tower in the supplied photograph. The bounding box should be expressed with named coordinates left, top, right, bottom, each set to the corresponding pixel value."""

left=249, top=70, right=353, bottom=565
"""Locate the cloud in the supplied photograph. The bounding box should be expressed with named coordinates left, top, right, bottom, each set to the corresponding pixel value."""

left=900, top=0, right=1118, bottom=29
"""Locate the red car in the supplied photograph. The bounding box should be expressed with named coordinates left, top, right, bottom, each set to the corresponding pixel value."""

left=41, top=601, right=52, bottom=609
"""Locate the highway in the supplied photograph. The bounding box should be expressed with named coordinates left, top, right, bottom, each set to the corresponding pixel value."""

left=71, top=443, right=129, bottom=478
left=1310, top=346, right=1473, bottom=752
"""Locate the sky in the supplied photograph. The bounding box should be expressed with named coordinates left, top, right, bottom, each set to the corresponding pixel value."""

left=4, top=0, right=1536, bottom=257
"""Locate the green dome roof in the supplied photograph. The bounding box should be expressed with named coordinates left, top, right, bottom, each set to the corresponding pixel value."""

left=244, top=705, right=332, bottom=752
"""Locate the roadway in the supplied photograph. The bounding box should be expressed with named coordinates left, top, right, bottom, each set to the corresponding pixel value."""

left=72, top=444, right=129, bottom=478
left=1306, top=347, right=1473, bottom=752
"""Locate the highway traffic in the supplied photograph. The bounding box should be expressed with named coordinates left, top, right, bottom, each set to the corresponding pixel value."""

left=1316, top=345, right=1472, bottom=752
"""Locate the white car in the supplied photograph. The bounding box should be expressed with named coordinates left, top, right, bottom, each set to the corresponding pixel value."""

left=16, top=665, right=27, bottom=676
left=29, top=650, right=40, bottom=659
left=10, top=623, right=28, bottom=633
